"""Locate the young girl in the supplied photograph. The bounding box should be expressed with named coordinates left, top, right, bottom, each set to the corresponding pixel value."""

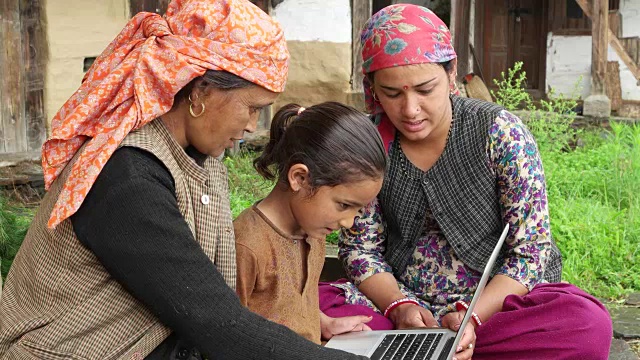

left=234, top=102, right=387, bottom=344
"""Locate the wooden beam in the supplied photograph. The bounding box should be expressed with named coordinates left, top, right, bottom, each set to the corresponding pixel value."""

left=575, top=0, right=640, bottom=82
left=351, top=0, right=372, bottom=92
left=0, top=0, right=26, bottom=153
left=607, top=61, right=622, bottom=111
left=21, top=0, right=47, bottom=151
left=453, top=0, right=471, bottom=78
left=592, top=0, right=608, bottom=95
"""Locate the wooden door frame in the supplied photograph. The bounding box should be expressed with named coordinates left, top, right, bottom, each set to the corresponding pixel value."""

left=473, top=0, right=549, bottom=98
left=453, top=0, right=472, bottom=79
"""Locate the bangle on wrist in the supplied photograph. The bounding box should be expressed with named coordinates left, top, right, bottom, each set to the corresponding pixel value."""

left=454, top=300, right=483, bottom=327
left=383, top=298, right=420, bottom=318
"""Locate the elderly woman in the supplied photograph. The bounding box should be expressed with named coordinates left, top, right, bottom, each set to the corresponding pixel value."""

left=0, top=1, right=365, bottom=359
left=326, top=4, right=613, bottom=360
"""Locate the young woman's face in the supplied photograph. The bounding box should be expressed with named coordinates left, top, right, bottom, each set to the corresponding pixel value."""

left=372, top=62, right=454, bottom=143
left=186, top=85, right=278, bottom=157
left=290, top=177, right=383, bottom=239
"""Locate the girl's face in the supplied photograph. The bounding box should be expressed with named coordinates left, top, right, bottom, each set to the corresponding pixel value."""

left=372, top=62, right=455, bottom=144
left=290, top=177, right=383, bottom=239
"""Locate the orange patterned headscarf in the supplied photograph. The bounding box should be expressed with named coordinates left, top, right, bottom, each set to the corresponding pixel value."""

left=43, top=0, right=289, bottom=228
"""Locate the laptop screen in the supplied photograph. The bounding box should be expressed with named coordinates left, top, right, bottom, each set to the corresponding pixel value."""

left=446, top=224, right=509, bottom=359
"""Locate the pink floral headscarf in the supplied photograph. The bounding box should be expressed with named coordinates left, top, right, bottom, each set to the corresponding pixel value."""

left=360, top=4, right=458, bottom=150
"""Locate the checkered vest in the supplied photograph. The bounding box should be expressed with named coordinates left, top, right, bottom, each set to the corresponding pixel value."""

left=0, top=120, right=236, bottom=359
left=379, top=96, right=562, bottom=283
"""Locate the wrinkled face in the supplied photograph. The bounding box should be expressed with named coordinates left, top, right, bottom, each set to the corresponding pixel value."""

left=186, top=85, right=278, bottom=157
left=291, top=177, right=383, bottom=240
left=373, top=63, right=454, bottom=143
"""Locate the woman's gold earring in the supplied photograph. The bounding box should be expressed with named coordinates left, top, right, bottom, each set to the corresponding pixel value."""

left=189, top=102, right=205, bottom=117
left=188, top=93, right=205, bottom=117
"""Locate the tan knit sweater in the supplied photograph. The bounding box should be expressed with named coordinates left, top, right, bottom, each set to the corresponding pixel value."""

left=234, top=205, right=325, bottom=344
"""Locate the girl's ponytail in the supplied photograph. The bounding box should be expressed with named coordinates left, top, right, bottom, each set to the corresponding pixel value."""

left=253, top=103, right=304, bottom=180
left=252, top=101, right=387, bottom=190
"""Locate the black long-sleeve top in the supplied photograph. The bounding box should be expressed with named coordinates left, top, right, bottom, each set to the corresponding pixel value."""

left=70, top=147, right=365, bottom=360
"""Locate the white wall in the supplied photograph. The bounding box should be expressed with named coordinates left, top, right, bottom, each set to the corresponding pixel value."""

left=271, top=0, right=351, bottom=43
left=270, top=0, right=356, bottom=109
left=545, top=35, right=592, bottom=98
left=620, top=0, right=640, bottom=38
left=545, top=0, right=640, bottom=101
left=546, top=34, right=640, bottom=101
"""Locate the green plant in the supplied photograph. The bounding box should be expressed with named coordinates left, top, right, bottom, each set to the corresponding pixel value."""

left=224, top=151, right=274, bottom=218
left=527, top=84, right=581, bottom=153
left=491, top=61, right=532, bottom=111
left=492, top=61, right=582, bottom=153
left=543, top=123, right=640, bottom=299
left=491, top=62, right=639, bottom=299
left=0, top=199, right=33, bottom=280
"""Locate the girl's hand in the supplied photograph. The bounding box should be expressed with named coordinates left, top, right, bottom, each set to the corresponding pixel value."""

left=388, top=303, right=439, bottom=329
left=441, top=311, right=477, bottom=360
left=320, top=315, right=372, bottom=340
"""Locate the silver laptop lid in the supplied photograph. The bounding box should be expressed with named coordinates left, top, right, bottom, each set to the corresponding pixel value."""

left=446, top=224, right=509, bottom=359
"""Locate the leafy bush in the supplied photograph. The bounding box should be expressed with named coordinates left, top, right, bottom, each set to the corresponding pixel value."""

left=490, top=61, right=531, bottom=111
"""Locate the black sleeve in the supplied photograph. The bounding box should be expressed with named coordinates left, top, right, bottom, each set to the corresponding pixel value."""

left=71, top=147, right=365, bottom=360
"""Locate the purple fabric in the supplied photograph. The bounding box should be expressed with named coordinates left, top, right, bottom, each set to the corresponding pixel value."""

left=319, top=282, right=612, bottom=359
left=474, top=282, right=612, bottom=360
left=319, top=281, right=394, bottom=330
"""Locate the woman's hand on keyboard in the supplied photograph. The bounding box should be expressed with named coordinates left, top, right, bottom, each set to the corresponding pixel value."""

left=389, top=303, right=439, bottom=330
left=442, top=311, right=476, bottom=360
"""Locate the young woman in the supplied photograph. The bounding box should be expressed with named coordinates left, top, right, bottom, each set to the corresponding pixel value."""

left=326, top=4, right=612, bottom=360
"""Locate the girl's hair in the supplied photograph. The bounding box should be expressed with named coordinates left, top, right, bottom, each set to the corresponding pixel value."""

left=173, top=70, right=254, bottom=108
left=254, top=102, right=387, bottom=188
left=366, top=59, right=454, bottom=84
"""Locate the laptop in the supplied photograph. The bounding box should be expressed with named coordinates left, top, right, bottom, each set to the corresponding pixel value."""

left=325, top=224, right=510, bottom=360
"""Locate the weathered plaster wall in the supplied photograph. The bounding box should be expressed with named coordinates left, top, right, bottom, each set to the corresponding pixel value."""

left=546, top=34, right=640, bottom=101
left=45, top=0, right=129, bottom=124
left=272, top=0, right=351, bottom=43
left=271, top=0, right=356, bottom=109
left=620, top=0, right=640, bottom=38
left=546, top=1, right=640, bottom=101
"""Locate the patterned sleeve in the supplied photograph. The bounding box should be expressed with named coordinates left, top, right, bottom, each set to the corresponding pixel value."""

left=487, top=110, right=552, bottom=291
left=338, top=198, right=393, bottom=285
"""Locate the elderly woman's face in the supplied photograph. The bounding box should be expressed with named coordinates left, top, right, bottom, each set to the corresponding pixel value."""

left=373, top=63, right=454, bottom=144
left=186, top=85, right=278, bottom=157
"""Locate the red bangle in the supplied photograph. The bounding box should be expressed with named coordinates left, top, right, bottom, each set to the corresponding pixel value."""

left=454, top=301, right=483, bottom=327
left=383, top=298, right=420, bottom=318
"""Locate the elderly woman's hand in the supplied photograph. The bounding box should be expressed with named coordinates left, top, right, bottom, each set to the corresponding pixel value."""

left=320, top=313, right=372, bottom=340
left=388, top=303, right=439, bottom=329
left=441, top=311, right=477, bottom=360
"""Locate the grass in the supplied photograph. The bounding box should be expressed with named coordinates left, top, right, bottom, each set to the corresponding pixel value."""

left=0, top=199, right=32, bottom=279
left=224, top=152, right=273, bottom=218
left=541, top=123, right=640, bottom=299
left=1, top=123, right=638, bottom=300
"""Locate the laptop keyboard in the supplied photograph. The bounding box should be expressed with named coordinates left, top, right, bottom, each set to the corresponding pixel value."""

left=370, top=333, right=454, bottom=360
